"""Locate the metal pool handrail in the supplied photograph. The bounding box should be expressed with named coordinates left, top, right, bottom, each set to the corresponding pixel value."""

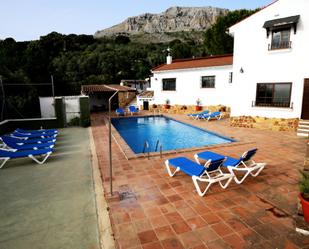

left=155, top=139, right=163, bottom=158
left=142, top=141, right=150, bottom=159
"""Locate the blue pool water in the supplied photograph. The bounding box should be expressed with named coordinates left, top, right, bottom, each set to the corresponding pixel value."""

left=112, top=116, right=234, bottom=154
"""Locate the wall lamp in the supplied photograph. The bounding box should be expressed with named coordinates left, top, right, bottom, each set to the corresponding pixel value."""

left=240, top=67, right=244, bottom=73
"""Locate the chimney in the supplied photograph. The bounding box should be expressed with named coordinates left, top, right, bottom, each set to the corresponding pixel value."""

left=166, top=47, right=172, bottom=64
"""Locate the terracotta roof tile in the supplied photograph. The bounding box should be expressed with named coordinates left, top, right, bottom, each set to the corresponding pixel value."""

left=81, top=84, right=135, bottom=93
left=138, top=91, right=154, bottom=98
left=152, top=54, right=233, bottom=72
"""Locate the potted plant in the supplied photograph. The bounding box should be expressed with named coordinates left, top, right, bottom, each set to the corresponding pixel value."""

left=196, top=98, right=202, bottom=111
left=299, top=170, right=309, bottom=223
left=164, top=99, right=171, bottom=109
left=152, top=104, right=158, bottom=109
left=219, top=106, right=227, bottom=112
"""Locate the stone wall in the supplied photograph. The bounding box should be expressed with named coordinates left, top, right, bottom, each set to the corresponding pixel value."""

left=230, top=116, right=299, bottom=132
left=148, top=104, right=230, bottom=117
left=118, top=92, right=136, bottom=108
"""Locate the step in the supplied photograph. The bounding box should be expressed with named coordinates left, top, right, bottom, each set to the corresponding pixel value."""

left=297, top=132, right=309, bottom=137
left=300, top=120, right=309, bottom=125
left=299, top=124, right=309, bottom=129
left=297, top=128, right=309, bottom=132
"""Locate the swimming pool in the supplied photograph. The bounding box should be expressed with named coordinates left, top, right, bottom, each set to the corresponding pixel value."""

left=111, top=116, right=234, bottom=154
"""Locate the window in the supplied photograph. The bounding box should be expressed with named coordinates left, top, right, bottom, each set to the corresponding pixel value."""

left=201, top=76, right=215, bottom=88
left=255, top=83, right=292, bottom=107
left=162, top=78, right=176, bottom=91
left=229, top=72, right=233, bottom=84
left=270, top=28, right=291, bottom=50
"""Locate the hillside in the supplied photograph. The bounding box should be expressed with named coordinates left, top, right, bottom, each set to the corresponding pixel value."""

left=94, top=6, right=229, bottom=42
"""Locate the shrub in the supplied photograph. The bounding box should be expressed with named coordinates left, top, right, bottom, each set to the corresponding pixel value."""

left=300, top=170, right=309, bottom=200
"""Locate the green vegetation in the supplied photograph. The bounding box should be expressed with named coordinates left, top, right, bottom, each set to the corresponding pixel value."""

left=300, top=170, right=309, bottom=200
left=204, top=9, right=257, bottom=55
left=0, top=9, right=257, bottom=119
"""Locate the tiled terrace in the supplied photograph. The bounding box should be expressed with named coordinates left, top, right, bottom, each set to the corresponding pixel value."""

left=91, top=113, right=309, bottom=249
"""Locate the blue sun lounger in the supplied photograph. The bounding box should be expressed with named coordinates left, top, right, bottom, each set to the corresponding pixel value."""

left=165, top=156, right=234, bottom=196
left=194, top=148, right=266, bottom=184
left=128, top=106, right=139, bottom=115
left=11, top=131, right=57, bottom=139
left=1, top=135, right=56, bottom=145
left=0, top=147, right=53, bottom=169
left=187, top=110, right=209, bottom=119
left=1, top=138, right=55, bottom=151
left=200, top=111, right=222, bottom=121
left=15, top=128, right=58, bottom=134
left=116, top=108, right=125, bottom=116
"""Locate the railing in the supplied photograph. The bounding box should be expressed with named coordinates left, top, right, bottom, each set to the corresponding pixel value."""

left=252, top=100, right=293, bottom=109
left=268, top=41, right=292, bottom=50
left=142, top=140, right=150, bottom=159
left=155, top=139, right=163, bottom=158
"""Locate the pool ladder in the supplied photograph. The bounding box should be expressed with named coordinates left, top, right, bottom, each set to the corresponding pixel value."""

left=142, top=139, right=163, bottom=159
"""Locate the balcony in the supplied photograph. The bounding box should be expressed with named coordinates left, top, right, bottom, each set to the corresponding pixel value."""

left=268, top=41, right=292, bottom=50
left=252, top=99, right=293, bottom=109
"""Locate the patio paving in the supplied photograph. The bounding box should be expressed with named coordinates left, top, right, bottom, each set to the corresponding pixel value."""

left=0, top=127, right=101, bottom=249
left=91, top=112, right=309, bottom=249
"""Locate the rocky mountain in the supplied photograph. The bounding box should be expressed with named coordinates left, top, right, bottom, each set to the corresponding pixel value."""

left=94, top=6, right=229, bottom=41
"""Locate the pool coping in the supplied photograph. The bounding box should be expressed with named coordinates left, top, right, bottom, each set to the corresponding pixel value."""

left=104, top=114, right=255, bottom=160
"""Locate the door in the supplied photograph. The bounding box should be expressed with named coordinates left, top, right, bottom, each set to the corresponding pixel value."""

left=143, top=101, right=149, bottom=110
left=301, top=79, right=309, bottom=119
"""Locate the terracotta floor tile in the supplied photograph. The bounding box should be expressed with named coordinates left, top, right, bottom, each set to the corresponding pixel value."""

left=137, top=230, right=159, bottom=244
left=134, top=219, right=153, bottom=233
left=91, top=113, right=307, bottom=248
left=118, top=237, right=141, bottom=249
left=202, top=213, right=222, bottom=225
left=179, top=231, right=204, bottom=248
left=166, top=194, right=183, bottom=202
left=144, top=206, right=163, bottom=217
left=142, top=241, right=163, bottom=249
left=130, top=209, right=147, bottom=220
left=205, top=238, right=231, bottom=249
left=191, top=244, right=208, bottom=249
left=177, top=206, right=198, bottom=219
left=237, top=228, right=264, bottom=246
left=186, top=217, right=207, bottom=230
left=211, top=222, right=234, bottom=237
left=222, top=233, right=245, bottom=249
left=149, top=215, right=169, bottom=228
left=225, top=218, right=248, bottom=232
left=196, top=227, right=220, bottom=243
left=155, top=225, right=176, bottom=240
left=171, top=221, right=191, bottom=234
left=161, top=237, right=185, bottom=249
left=165, top=211, right=184, bottom=224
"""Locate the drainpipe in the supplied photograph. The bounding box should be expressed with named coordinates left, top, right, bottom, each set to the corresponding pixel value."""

left=106, top=85, right=119, bottom=196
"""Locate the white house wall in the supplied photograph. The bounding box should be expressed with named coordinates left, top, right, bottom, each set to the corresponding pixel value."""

left=151, top=66, right=233, bottom=107
left=229, top=0, right=309, bottom=118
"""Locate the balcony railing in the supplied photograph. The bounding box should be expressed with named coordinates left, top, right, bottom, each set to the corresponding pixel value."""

left=268, top=41, right=292, bottom=50
left=252, top=99, right=293, bottom=109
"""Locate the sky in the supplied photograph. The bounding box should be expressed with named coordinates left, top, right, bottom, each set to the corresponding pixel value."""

left=1, top=0, right=273, bottom=41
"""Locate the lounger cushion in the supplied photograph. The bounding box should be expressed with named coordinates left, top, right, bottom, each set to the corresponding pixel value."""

left=168, top=157, right=205, bottom=177
left=223, top=157, right=242, bottom=167
left=196, top=151, right=225, bottom=162
left=0, top=148, right=52, bottom=158
left=12, top=132, right=56, bottom=138
left=16, top=128, right=57, bottom=134
left=2, top=136, right=56, bottom=144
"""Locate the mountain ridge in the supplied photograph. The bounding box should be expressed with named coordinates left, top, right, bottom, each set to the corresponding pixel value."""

left=94, top=6, right=229, bottom=41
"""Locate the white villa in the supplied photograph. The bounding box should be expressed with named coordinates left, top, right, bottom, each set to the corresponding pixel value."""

left=138, top=0, right=309, bottom=133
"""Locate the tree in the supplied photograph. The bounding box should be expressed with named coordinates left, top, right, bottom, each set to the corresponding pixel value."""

left=204, top=9, right=257, bottom=55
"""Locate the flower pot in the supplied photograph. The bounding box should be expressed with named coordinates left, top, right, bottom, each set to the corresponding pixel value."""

left=299, top=193, right=309, bottom=223
left=164, top=105, right=170, bottom=109
left=195, top=106, right=202, bottom=111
